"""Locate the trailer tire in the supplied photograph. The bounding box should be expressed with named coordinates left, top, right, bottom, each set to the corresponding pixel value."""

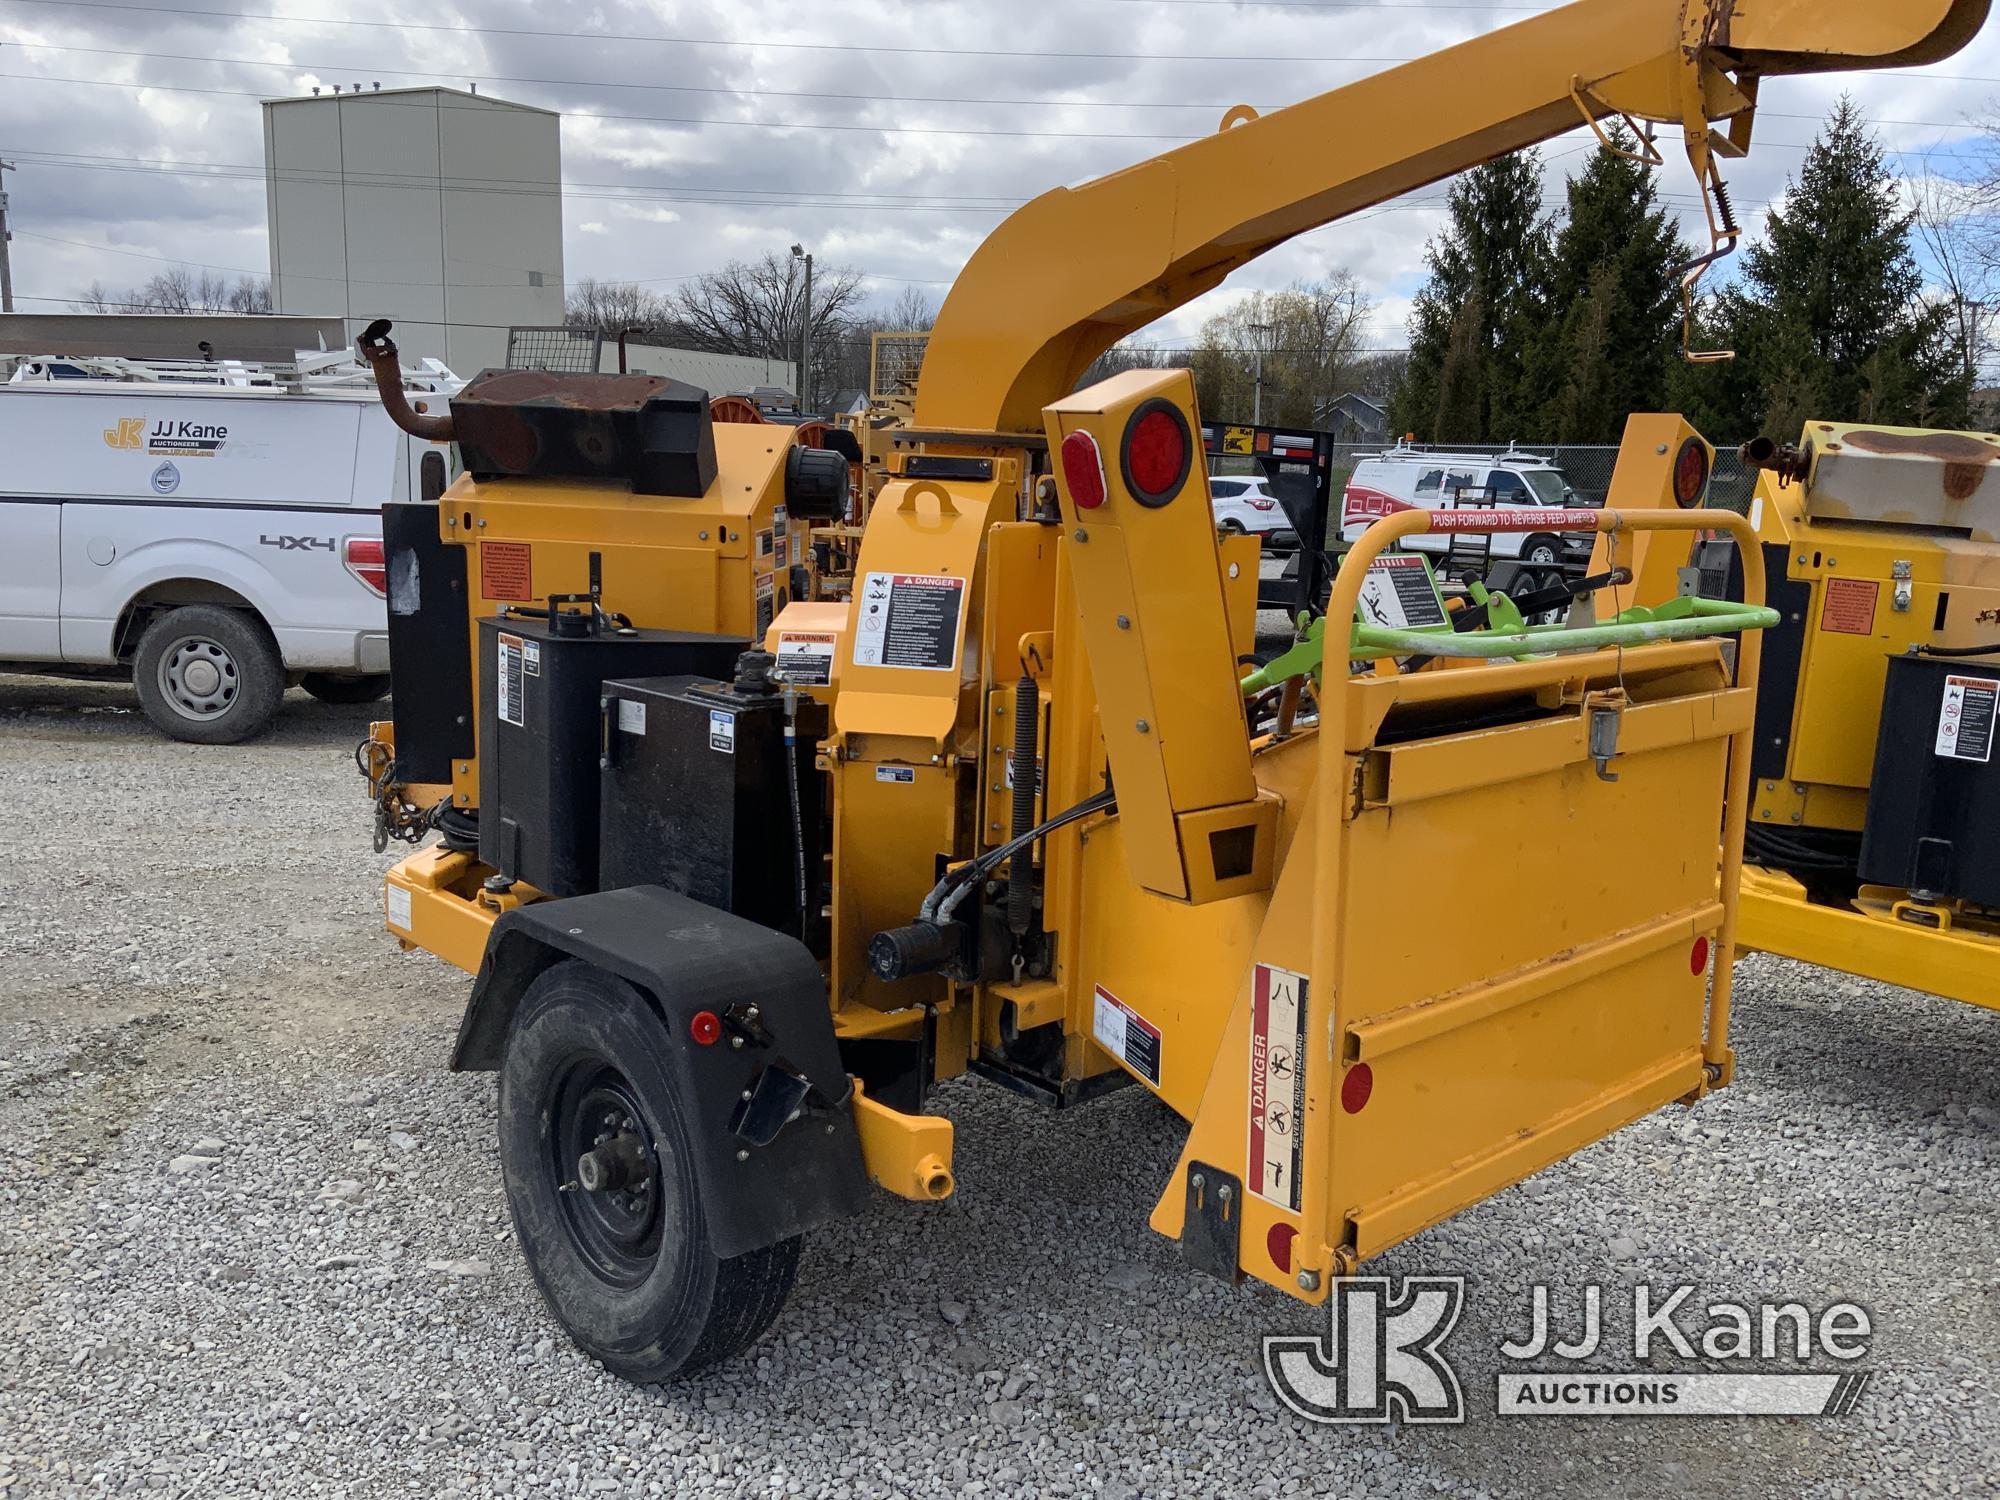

left=132, top=604, right=285, bottom=745
left=498, top=960, right=800, bottom=1382
left=301, top=672, right=392, bottom=705
left=1522, top=535, right=1563, bottom=568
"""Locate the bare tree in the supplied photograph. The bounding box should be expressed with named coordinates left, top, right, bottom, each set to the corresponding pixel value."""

left=1909, top=168, right=1996, bottom=387
left=883, top=284, right=937, bottom=332
left=565, top=277, right=674, bottom=337
left=72, top=268, right=273, bottom=315
left=671, top=253, right=867, bottom=401
left=1188, top=273, right=1373, bottom=426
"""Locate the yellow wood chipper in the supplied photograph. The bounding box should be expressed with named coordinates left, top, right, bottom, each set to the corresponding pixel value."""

left=352, top=0, right=1990, bottom=1379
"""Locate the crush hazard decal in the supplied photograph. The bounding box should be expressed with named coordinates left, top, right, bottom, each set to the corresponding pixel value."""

left=851, top=572, right=966, bottom=671
left=1092, top=984, right=1161, bottom=1086
left=1249, top=963, right=1309, bottom=1212
left=1356, top=554, right=1448, bottom=630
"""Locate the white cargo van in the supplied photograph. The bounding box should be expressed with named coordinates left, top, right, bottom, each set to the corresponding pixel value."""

left=0, top=352, right=460, bottom=743
left=1341, top=446, right=1584, bottom=566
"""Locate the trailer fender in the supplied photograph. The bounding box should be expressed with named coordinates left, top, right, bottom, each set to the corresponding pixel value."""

left=453, top=885, right=869, bottom=1258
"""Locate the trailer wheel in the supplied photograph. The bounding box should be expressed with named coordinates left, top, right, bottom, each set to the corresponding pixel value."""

left=301, top=672, right=392, bottom=705
left=131, top=604, right=285, bottom=744
left=498, top=961, right=800, bottom=1382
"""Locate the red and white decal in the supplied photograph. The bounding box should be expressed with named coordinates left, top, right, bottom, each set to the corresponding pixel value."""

left=1248, top=963, right=1309, bottom=1212
left=1425, top=507, right=1597, bottom=533
left=1342, top=485, right=1416, bottom=528
left=1092, top=984, right=1161, bottom=1086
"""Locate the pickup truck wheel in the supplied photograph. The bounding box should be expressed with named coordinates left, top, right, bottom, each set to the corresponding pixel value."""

left=132, top=605, right=284, bottom=745
left=301, top=672, right=392, bottom=705
left=1522, top=535, right=1562, bottom=567
left=499, top=961, right=800, bottom=1382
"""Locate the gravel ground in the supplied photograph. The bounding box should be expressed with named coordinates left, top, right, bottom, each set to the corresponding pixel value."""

left=2, top=670, right=1997, bottom=1499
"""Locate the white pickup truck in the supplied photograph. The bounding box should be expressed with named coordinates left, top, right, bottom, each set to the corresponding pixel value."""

left=0, top=352, right=460, bottom=742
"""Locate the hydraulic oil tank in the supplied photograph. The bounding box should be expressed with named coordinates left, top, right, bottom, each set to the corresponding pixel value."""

left=1858, top=652, right=2000, bottom=907
left=598, top=675, right=827, bottom=941
left=450, top=369, right=718, bottom=498
left=476, top=616, right=746, bottom=897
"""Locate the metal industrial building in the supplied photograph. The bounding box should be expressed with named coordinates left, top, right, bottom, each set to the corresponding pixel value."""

left=261, top=86, right=564, bottom=376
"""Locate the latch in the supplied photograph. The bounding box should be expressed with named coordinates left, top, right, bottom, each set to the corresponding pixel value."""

left=1588, top=703, right=1623, bottom=782
left=1892, top=559, right=1913, bottom=614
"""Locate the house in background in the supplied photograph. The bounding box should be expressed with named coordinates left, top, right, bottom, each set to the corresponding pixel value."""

left=1316, top=391, right=1390, bottom=445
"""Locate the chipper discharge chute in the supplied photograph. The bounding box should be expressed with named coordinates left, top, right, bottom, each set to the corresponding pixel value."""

left=352, top=0, right=1986, bottom=1378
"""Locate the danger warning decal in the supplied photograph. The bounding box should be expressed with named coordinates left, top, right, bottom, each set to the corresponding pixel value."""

left=851, top=572, right=967, bottom=672
left=1249, top=963, right=1309, bottom=1213
left=1092, top=984, right=1161, bottom=1086
left=1356, top=554, right=1448, bottom=631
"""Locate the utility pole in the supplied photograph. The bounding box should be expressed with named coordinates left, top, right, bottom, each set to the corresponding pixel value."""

left=0, top=160, right=16, bottom=314
left=1248, top=320, right=1274, bottom=424
left=791, top=242, right=813, bottom=413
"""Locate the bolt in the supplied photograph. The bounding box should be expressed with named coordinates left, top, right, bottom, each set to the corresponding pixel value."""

left=1655, top=443, right=1668, bottom=455
left=730, top=1035, right=745, bottom=1050
left=735, top=1149, right=749, bottom=1162
left=1136, top=719, right=1150, bottom=733
left=1189, top=1172, right=1205, bottom=1191
left=474, top=517, right=485, bottom=527
left=567, top=927, right=582, bottom=936
left=824, top=1123, right=836, bottom=1135
left=1074, top=528, right=1089, bottom=543
left=699, top=530, right=709, bottom=541
left=1790, top=812, right=1803, bottom=823
left=1217, top=1183, right=1234, bottom=1204
left=1116, top=614, right=1131, bottom=630
left=1297, top=1269, right=1321, bottom=1292
left=458, top=763, right=469, bottom=774
left=991, top=784, right=1003, bottom=794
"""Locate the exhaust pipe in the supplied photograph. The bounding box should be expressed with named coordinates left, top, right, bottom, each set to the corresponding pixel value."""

left=1738, top=435, right=1810, bottom=485
left=356, top=319, right=455, bottom=443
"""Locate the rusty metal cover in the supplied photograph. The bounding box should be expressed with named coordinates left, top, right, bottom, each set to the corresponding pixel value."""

left=1799, top=422, right=2000, bottom=542
left=450, top=369, right=718, bottom=498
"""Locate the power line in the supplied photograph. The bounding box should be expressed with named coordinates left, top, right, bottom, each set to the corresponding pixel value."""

left=0, top=0, right=1431, bottom=64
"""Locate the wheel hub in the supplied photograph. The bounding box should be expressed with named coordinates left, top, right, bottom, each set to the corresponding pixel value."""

left=548, top=1066, right=663, bottom=1286
left=159, top=637, right=239, bottom=720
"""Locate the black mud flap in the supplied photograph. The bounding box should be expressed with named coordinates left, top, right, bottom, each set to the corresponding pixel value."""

left=455, top=885, right=869, bottom=1259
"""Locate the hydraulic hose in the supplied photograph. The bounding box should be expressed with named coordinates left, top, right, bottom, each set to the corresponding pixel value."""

left=1007, top=674, right=1038, bottom=936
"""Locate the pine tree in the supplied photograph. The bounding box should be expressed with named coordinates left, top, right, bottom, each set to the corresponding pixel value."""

left=1671, top=96, right=1971, bottom=440
left=1389, top=151, right=1551, bottom=443
left=1527, top=130, right=1694, bottom=441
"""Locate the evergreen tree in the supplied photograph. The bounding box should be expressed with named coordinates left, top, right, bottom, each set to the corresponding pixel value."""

left=1389, top=151, right=1551, bottom=443
left=1528, top=130, right=1694, bottom=441
left=1671, top=96, right=1971, bottom=440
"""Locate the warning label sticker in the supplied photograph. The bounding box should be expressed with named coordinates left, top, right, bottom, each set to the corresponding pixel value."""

left=522, top=639, right=541, bottom=677
left=481, top=541, right=534, bottom=602
left=1092, top=984, right=1162, bottom=1086
left=385, top=883, right=412, bottom=932
left=875, top=765, right=915, bottom=784
left=709, top=709, right=736, bottom=755
left=1936, top=674, right=1999, bottom=763
left=1248, top=963, right=1309, bottom=1212
left=851, top=572, right=966, bottom=672
left=617, top=698, right=646, bottom=736
left=496, top=632, right=525, bottom=728
left=1356, top=554, right=1448, bottom=631
left=775, top=631, right=837, bottom=686
left=1821, top=577, right=1880, bottom=636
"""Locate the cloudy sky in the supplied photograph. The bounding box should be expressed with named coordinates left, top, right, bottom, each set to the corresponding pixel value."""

left=2, top=0, right=1996, bottom=353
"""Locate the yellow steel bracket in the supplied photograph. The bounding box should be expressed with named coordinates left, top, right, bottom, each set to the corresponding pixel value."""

left=1569, top=80, right=1664, bottom=166
left=1673, top=3, right=1750, bottom=363
left=849, top=1080, right=955, bottom=1201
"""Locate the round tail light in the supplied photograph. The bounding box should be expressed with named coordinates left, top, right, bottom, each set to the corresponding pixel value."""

left=1120, top=399, right=1193, bottom=509
left=1673, top=438, right=1711, bottom=508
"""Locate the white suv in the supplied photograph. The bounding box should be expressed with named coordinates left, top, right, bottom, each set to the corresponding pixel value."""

left=1209, top=475, right=1290, bottom=538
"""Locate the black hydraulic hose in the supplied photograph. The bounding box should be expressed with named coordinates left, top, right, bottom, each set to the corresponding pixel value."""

left=1007, top=674, right=1038, bottom=936
left=1916, top=642, right=2000, bottom=657
left=784, top=696, right=811, bottom=941
left=922, top=788, right=1117, bottom=925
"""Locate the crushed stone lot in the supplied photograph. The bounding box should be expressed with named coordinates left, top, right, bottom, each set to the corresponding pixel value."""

left=1, top=672, right=1996, bottom=1499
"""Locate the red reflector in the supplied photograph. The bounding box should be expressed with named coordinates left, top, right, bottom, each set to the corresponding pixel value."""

left=1267, top=1221, right=1297, bottom=1272
left=1127, top=408, right=1187, bottom=497
left=689, top=1010, right=721, bottom=1046
left=1060, top=430, right=1107, bottom=510
left=344, top=536, right=388, bottom=598
left=1340, top=1062, right=1373, bottom=1114
left=1673, top=438, right=1711, bottom=508
left=1690, top=936, right=1711, bottom=976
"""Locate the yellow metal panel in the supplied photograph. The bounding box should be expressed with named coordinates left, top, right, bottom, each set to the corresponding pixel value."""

left=1739, top=867, right=2000, bottom=1013
left=850, top=1082, right=955, bottom=1202
left=829, top=757, right=958, bottom=1012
